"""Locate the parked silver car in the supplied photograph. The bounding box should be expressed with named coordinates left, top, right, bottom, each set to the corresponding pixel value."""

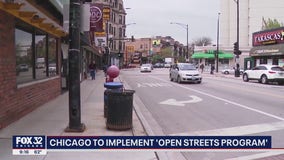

left=169, top=63, right=202, bottom=83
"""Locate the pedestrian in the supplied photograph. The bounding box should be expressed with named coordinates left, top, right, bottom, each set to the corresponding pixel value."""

left=88, top=61, right=97, bottom=80
left=200, top=63, right=204, bottom=73
left=210, top=64, right=215, bottom=74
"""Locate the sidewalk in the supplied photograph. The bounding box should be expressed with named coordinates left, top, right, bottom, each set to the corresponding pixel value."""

left=0, top=70, right=158, bottom=160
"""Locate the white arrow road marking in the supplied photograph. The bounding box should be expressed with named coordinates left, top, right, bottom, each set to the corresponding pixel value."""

left=159, top=95, right=202, bottom=106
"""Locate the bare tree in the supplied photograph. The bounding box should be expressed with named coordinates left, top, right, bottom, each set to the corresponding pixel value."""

left=193, top=37, right=212, bottom=46
left=262, top=17, right=284, bottom=30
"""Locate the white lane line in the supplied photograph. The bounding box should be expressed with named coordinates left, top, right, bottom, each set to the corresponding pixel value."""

left=151, top=76, right=284, bottom=121
left=225, top=151, right=284, bottom=160
left=170, top=121, right=284, bottom=136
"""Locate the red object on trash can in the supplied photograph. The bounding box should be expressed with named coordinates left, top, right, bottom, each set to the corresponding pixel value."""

left=107, top=65, right=119, bottom=78
left=106, top=65, right=119, bottom=82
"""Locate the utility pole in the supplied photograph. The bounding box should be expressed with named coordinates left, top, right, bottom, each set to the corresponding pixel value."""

left=216, top=13, right=220, bottom=73
left=234, top=0, right=241, bottom=77
left=186, top=24, right=189, bottom=61
left=65, top=0, right=85, bottom=132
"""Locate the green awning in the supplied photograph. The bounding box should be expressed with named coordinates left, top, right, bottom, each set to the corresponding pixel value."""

left=218, top=53, right=234, bottom=59
left=191, top=51, right=233, bottom=59
left=191, top=53, right=214, bottom=59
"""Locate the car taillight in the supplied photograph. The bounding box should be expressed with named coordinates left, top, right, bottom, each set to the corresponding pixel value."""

left=268, top=71, right=276, bottom=74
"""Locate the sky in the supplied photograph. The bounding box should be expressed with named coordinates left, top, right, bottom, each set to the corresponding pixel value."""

left=123, top=0, right=220, bottom=45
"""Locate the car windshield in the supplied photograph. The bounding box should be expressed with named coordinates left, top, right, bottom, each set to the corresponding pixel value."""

left=179, top=64, right=196, bottom=70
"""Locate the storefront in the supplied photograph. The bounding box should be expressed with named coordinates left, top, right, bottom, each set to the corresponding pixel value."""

left=0, top=1, right=66, bottom=129
left=249, top=27, right=284, bottom=68
left=191, top=50, right=234, bottom=70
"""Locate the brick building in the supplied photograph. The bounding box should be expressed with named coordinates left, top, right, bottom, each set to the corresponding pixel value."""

left=0, top=1, right=66, bottom=129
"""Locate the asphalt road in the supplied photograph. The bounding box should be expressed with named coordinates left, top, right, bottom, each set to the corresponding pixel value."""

left=120, top=68, right=284, bottom=160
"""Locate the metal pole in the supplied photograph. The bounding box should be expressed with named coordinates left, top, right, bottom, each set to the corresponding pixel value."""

left=170, top=22, right=189, bottom=62
left=65, top=0, right=85, bottom=132
left=186, top=24, right=189, bottom=61
left=235, top=0, right=240, bottom=77
left=216, top=13, right=220, bottom=73
left=106, top=21, right=110, bottom=66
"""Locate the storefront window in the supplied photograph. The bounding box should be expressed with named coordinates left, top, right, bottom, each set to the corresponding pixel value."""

left=15, top=20, right=59, bottom=85
left=205, top=59, right=215, bottom=66
left=35, top=33, right=47, bottom=80
left=15, top=29, right=33, bottom=84
left=48, top=37, right=58, bottom=76
left=219, top=59, right=229, bottom=64
left=273, top=58, right=278, bottom=65
left=259, top=58, right=267, bottom=64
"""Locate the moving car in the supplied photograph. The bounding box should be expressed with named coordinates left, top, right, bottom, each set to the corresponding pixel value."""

left=140, top=64, right=152, bottom=72
left=169, top=63, right=202, bottom=83
left=221, top=68, right=244, bottom=75
left=242, top=65, right=284, bottom=85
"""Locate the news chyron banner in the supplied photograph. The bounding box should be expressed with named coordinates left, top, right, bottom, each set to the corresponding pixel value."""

left=13, top=135, right=272, bottom=155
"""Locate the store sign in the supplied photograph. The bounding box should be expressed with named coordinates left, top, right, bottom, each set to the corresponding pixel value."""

left=251, top=48, right=284, bottom=57
left=90, top=4, right=103, bottom=32
left=253, top=28, right=284, bottom=46
left=95, top=37, right=106, bottom=47
left=103, top=7, right=111, bottom=21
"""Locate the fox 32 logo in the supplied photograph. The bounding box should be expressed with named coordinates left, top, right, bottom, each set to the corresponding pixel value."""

left=13, top=136, right=46, bottom=149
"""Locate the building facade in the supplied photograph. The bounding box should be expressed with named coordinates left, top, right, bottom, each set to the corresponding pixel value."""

left=93, top=0, right=126, bottom=68
left=0, top=0, right=66, bottom=129
left=247, top=27, right=284, bottom=69
left=125, top=36, right=179, bottom=66
left=219, top=0, right=284, bottom=69
left=220, top=0, right=284, bottom=48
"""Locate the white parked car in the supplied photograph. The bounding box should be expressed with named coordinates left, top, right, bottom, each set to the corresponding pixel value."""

left=140, top=64, right=152, bottom=72
left=221, top=68, right=244, bottom=75
left=243, top=65, right=284, bottom=85
left=169, top=63, right=202, bottom=84
left=164, top=63, right=171, bottom=68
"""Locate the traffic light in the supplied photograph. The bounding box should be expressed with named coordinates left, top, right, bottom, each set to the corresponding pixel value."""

left=233, top=42, right=238, bottom=55
left=131, top=36, right=135, bottom=42
left=233, top=42, right=242, bottom=55
left=118, top=53, right=123, bottom=57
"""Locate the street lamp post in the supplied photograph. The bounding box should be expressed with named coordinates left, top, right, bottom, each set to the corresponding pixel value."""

left=216, top=13, right=221, bottom=73
left=170, top=22, right=189, bottom=61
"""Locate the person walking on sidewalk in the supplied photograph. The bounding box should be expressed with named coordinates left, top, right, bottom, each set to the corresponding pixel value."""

left=88, top=61, right=97, bottom=80
left=210, top=64, right=215, bottom=74
left=200, top=63, right=204, bottom=73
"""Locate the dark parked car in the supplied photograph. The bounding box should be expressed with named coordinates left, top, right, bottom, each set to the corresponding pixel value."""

left=153, top=63, right=164, bottom=68
left=18, top=64, right=29, bottom=72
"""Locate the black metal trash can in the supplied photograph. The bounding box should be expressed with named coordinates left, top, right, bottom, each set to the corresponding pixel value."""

left=104, top=82, right=123, bottom=118
left=106, top=89, right=135, bottom=130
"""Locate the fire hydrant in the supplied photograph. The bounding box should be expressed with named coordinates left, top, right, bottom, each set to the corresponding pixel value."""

left=106, top=65, right=120, bottom=82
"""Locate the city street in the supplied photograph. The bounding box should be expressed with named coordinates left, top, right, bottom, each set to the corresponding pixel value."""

left=120, top=68, right=284, bottom=160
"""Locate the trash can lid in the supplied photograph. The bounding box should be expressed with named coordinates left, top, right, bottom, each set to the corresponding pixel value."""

left=104, top=82, right=123, bottom=89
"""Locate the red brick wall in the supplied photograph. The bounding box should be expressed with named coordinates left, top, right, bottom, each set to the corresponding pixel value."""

left=0, top=10, right=61, bottom=129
